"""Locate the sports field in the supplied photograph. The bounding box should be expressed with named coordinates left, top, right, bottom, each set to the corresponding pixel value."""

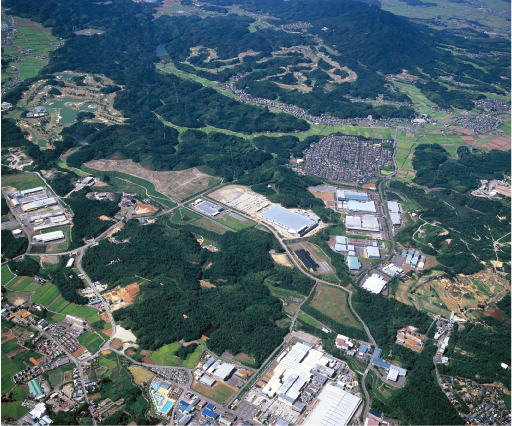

left=307, top=283, right=362, bottom=329
left=128, top=366, right=154, bottom=385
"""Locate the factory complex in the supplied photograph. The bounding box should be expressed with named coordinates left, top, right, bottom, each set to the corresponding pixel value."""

left=241, top=334, right=363, bottom=426
left=208, top=185, right=323, bottom=238
left=2, top=185, right=71, bottom=245
left=345, top=215, right=381, bottom=232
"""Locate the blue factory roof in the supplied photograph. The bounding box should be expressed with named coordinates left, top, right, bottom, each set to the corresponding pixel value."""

left=369, top=409, right=382, bottom=418
left=206, top=403, right=215, bottom=411
left=372, top=349, right=390, bottom=369
left=401, top=249, right=407, bottom=256
left=360, top=346, right=368, bottom=353
left=260, top=206, right=314, bottom=232
left=336, top=190, right=369, bottom=202
left=347, top=256, right=361, bottom=270
left=202, top=409, right=219, bottom=419
left=179, top=401, right=188, bottom=411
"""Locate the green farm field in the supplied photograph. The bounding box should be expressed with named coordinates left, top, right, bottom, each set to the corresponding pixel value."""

left=0, top=173, right=48, bottom=192
left=13, top=277, right=40, bottom=292
left=308, top=283, right=362, bottom=329
left=30, top=282, right=59, bottom=306
left=1, top=265, right=16, bottom=284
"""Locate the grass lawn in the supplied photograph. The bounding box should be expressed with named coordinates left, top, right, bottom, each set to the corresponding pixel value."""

left=308, top=283, right=362, bottom=329
left=0, top=173, right=48, bottom=192
left=171, top=208, right=202, bottom=224
left=128, top=366, right=154, bottom=385
left=214, top=215, right=255, bottom=231
left=297, top=312, right=324, bottom=329
left=193, top=217, right=228, bottom=234
left=191, top=380, right=237, bottom=405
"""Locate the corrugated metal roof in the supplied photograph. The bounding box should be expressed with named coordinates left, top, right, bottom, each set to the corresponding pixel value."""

left=261, top=206, right=314, bottom=232
left=347, top=256, right=360, bottom=270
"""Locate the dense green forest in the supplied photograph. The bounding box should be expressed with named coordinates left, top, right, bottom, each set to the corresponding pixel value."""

left=371, top=345, right=465, bottom=425
left=391, top=181, right=510, bottom=273
left=40, top=262, right=89, bottom=305
left=1, top=230, right=28, bottom=261
left=7, top=256, right=40, bottom=277
left=352, top=289, right=430, bottom=348
left=267, top=268, right=315, bottom=295
left=82, top=221, right=287, bottom=365
left=66, top=189, right=120, bottom=249
left=438, top=322, right=511, bottom=389
left=412, top=144, right=510, bottom=192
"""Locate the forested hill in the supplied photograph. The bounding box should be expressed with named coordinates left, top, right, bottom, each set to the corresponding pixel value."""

left=82, top=221, right=289, bottom=364
left=4, top=0, right=509, bottom=177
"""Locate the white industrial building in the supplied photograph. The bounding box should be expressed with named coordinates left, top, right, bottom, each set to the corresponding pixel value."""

left=199, top=376, right=216, bottom=387
left=387, top=201, right=402, bottom=226
left=33, top=230, right=65, bottom=243
left=262, top=343, right=338, bottom=410
left=260, top=205, right=319, bottom=237
left=20, top=187, right=45, bottom=196
left=303, top=384, right=361, bottom=426
left=211, top=363, right=235, bottom=381
left=341, top=200, right=376, bottom=213
left=345, top=215, right=380, bottom=232
left=362, top=274, right=387, bottom=294
left=365, top=246, right=380, bottom=259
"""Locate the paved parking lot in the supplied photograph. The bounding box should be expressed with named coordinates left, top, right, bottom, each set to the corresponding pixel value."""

left=235, top=401, right=260, bottom=420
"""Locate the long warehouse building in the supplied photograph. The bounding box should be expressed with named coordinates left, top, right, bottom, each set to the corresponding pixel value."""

left=22, top=198, right=57, bottom=212
left=260, top=205, right=318, bottom=236
left=33, top=230, right=65, bottom=243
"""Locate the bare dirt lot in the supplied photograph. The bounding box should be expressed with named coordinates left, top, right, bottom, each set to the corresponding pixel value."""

left=200, top=280, right=216, bottom=288
left=113, top=326, right=137, bottom=343
left=135, top=203, right=158, bottom=214
left=271, top=254, right=293, bottom=268
left=41, top=255, right=60, bottom=265
left=85, top=159, right=220, bottom=201
left=209, top=184, right=251, bottom=203
left=110, top=339, right=123, bottom=350
left=102, top=283, right=140, bottom=310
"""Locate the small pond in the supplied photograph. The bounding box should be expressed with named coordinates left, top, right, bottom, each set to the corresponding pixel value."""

left=156, top=43, right=168, bottom=57
left=277, top=283, right=295, bottom=291
left=386, top=191, right=403, bottom=201
left=430, top=190, right=468, bottom=218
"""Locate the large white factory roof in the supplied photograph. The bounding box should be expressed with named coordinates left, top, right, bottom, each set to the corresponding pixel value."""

left=387, top=201, right=401, bottom=213
left=303, top=384, right=361, bottom=426
left=260, top=206, right=315, bottom=233
left=262, top=343, right=334, bottom=398
left=345, top=215, right=380, bottom=231
left=362, top=274, right=387, bottom=294
left=346, top=200, right=376, bottom=212
left=33, top=230, right=64, bottom=242
left=20, top=186, right=44, bottom=196
left=390, top=212, right=401, bottom=225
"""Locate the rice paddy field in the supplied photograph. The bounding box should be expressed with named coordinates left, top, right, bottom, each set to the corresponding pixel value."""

left=1, top=265, right=16, bottom=285
left=78, top=332, right=105, bottom=354
left=7, top=17, right=60, bottom=82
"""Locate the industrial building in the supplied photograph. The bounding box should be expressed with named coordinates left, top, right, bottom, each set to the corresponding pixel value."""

left=82, top=177, right=95, bottom=186
left=262, top=343, right=339, bottom=412
left=362, top=274, right=387, bottom=294
left=303, top=384, right=362, bottom=426
left=347, top=256, right=361, bottom=271
left=22, top=197, right=57, bottom=212
left=372, top=349, right=407, bottom=381
left=364, top=246, right=380, bottom=259
left=387, top=201, right=402, bottom=226
left=339, top=200, right=376, bottom=213
left=345, top=215, right=380, bottom=232
left=199, top=376, right=216, bottom=387
left=28, top=379, right=44, bottom=399
left=194, top=199, right=224, bottom=217
left=260, top=205, right=318, bottom=237
left=396, top=326, right=426, bottom=353
left=211, top=363, right=235, bottom=381
left=294, top=249, right=319, bottom=272
left=20, top=187, right=45, bottom=196
left=336, top=190, right=369, bottom=202
left=33, top=230, right=65, bottom=243
left=382, top=264, right=403, bottom=276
